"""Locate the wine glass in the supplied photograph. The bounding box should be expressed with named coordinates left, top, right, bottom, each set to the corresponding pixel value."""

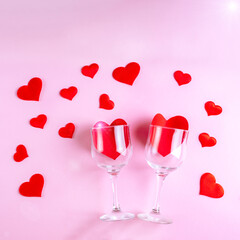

left=138, top=125, right=189, bottom=224
left=91, top=123, right=135, bottom=221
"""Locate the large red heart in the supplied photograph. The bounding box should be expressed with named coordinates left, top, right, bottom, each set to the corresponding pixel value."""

left=92, top=119, right=129, bottom=160
left=173, top=70, right=191, bottom=86
left=30, top=114, right=47, bottom=129
left=81, top=63, right=99, bottom=78
left=200, top=173, right=224, bottom=198
left=58, top=123, right=75, bottom=138
left=150, top=114, right=189, bottom=157
left=112, top=62, right=140, bottom=86
left=17, top=77, right=42, bottom=101
left=19, top=174, right=44, bottom=197
left=205, top=101, right=222, bottom=116
left=199, top=133, right=217, bottom=147
left=60, top=86, right=78, bottom=100
left=99, top=94, right=114, bottom=110
left=13, top=145, right=28, bottom=162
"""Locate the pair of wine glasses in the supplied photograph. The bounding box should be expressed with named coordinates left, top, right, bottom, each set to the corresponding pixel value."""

left=91, top=121, right=189, bottom=224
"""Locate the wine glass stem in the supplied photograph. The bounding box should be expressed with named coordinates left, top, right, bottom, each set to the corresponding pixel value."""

left=109, top=173, right=121, bottom=212
left=152, top=173, right=167, bottom=213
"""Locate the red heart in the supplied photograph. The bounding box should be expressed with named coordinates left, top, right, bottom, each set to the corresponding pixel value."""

left=58, top=123, right=75, bottom=138
left=150, top=114, right=189, bottom=157
left=17, top=77, right=42, bottom=101
left=81, top=63, right=99, bottom=78
left=92, top=119, right=129, bottom=160
left=174, top=70, right=191, bottom=86
left=13, top=145, right=28, bottom=162
left=30, top=114, right=47, bottom=129
left=199, top=133, right=217, bottom=147
left=151, top=113, right=189, bottom=130
left=200, top=173, right=224, bottom=198
left=205, top=101, right=222, bottom=116
left=99, top=94, right=114, bottom=110
left=60, top=86, right=78, bottom=100
left=19, top=174, right=44, bottom=197
left=112, top=62, right=140, bottom=86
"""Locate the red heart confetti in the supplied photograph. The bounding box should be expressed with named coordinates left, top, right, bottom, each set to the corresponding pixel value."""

left=30, top=114, right=47, bottom=129
left=92, top=119, right=129, bottom=160
left=17, top=77, right=42, bottom=101
left=58, top=123, right=75, bottom=138
left=81, top=63, right=99, bottom=78
left=199, top=133, right=217, bottom=147
left=99, top=94, right=115, bottom=110
left=150, top=113, right=189, bottom=157
left=60, top=86, right=78, bottom=100
left=112, top=62, right=140, bottom=86
left=173, top=70, right=191, bottom=86
left=13, top=145, right=28, bottom=162
left=205, top=101, right=222, bottom=116
left=19, top=174, right=44, bottom=197
left=200, top=173, right=224, bottom=198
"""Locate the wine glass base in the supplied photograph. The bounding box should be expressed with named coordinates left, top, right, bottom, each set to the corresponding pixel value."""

left=100, top=211, right=135, bottom=222
left=138, top=212, right=172, bottom=224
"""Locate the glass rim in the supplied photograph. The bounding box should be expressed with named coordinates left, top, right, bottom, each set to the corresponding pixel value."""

left=149, top=124, right=189, bottom=132
left=92, top=124, right=130, bottom=130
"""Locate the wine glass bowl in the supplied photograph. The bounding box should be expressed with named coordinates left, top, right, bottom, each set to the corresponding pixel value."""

left=146, top=125, right=188, bottom=174
left=91, top=124, right=135, bottom=221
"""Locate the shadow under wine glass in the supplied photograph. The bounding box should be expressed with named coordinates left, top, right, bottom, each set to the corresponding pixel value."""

left=91, top=123, right=135, bottom=221
left=138, top=125, right=189, bottom=224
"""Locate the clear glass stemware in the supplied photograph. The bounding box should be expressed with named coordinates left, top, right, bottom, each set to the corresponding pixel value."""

left=91, top=124, right=135, bottom=221
left=138, top=125, right=189, bottom=224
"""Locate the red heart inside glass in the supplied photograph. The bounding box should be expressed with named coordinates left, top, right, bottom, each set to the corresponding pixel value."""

left=92, top=122, right=132, bottom=171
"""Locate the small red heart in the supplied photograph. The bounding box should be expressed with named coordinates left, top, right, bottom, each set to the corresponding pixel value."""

left=99, top=94, right=114, bottom=110
left=30, top=114, right=47, bottom=129
left=60, top=86, right=78, bottom=100
left=150, top=114, right=189, bottom=157
left=112, top=62, right=140, bottom=86
left=17, top=77, right=42, bottom=101
left=92, top=119, right=129, bottom=160
left=200, top=173, right=224, bottom=198
left=173, top=70, right=191, bottom=86
left=19, top=174, right=44, bottom=197
left=13, top=145, right=28, bottom=162
left=205, top=101, right=222, bottom=116
left=58, top=123, right=75, bottom=138
left=81, top=63, right=99, bottom=78
left=199, top=133, right=217, bottom=147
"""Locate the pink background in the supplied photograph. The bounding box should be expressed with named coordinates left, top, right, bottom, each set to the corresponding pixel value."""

left=1, top=0, right=240, bottom=239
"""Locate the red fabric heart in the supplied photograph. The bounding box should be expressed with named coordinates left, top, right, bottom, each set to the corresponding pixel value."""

left=30, top=114, right=47, bottom=129
left=92, top=119, right=129, bottom=160
left=60, top=86, right=78, bottom=100
left=19, top=174, right=44, bottom=197
left=174, top=70, right=191, bottom=86
left=99, top=94, right=114, bottom=110
left=81, top=63, right=99, bottom=78
left=205, top=101, right=222, bottom=116
left=151, top=113, right=189, bottom=130
left=200, top=173, right=224, bottom=198
left=58, top=123, right=75, bottom=138
left=13, top=145, right=28, bottom=162
left=150, top=114, right=189, bottom=157
left=17, top=77, right=42, bottom=101
left=112, top=62, right=140, bottom=86
left=199, top=133, right=217, bottom=147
